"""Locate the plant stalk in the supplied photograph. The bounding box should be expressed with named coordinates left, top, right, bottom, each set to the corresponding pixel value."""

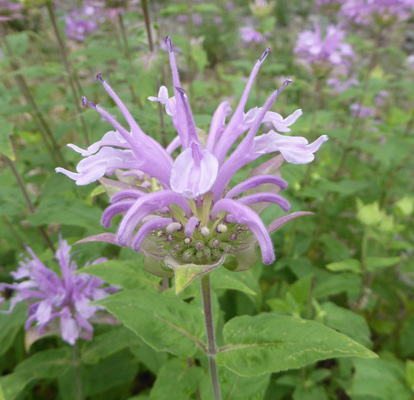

left=46, top=1, right=90, bottom=145
left=4, top=156, right=55, bottom=252
left=73, top=341, right=83, bottom=400
left=201, top=275, right=222, bottom=400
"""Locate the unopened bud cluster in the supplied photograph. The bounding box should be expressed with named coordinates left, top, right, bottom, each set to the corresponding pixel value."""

left=151, top=219, right=249, bottom=265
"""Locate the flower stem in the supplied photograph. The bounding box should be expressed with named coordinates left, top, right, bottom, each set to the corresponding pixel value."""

left=0, top=22, right=67, bottom=167
left=73, top=341, right=83, bottom=400
left=4, top=156, right=56, bottom=253
left=200, top=275, right=222, bottom=400
left=46, top=1, right=90, bottom=146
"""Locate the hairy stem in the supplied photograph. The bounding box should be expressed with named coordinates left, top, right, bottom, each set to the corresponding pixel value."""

left=201, top=275, right=222, bottom=400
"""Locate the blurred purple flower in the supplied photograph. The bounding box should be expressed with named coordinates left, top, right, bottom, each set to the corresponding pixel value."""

left=294, top=22, right=354, bottom=76
left=226, top=2, right=234, bottom=12
left=327, top=77, right=359, bottom=93
left=66, top=4, right=98, bottom=41
left=407, top=54, right=414, bottom=71
left=340, top=0, right=414, bottom=25
left=0, top=237, right=116, bottom=345
left=214, top=16, right=223, bottom=24
left=193, top=13, right=203, bottom=25
left=350, top=102, right=376, bottom=118
left=240, top=21, right=266, bottom=44
left=0, top=0, right=24, bottom=21
left=57, top=40, right=327, bottom=275
left=374, top=90, right=388, bottom=105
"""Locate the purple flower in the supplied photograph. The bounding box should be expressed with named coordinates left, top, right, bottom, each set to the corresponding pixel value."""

left=193, top=13, right=203, bottom=25
left=340, top=0, right=414, bottom=26
left=0, top=0, right=24, bottom=21
left=327, top=77, right=359, bottom=93
left=240, top=21, right=266, bottom=44
left=350, top=102, right=376, bottom=118
left=0, top=237, right=116, bottom=345
left=65, top=4, right=98, bottom=41
left=374, top=90, right=388, bottom=105
left=57, top=39, right=327, bottom=276
left=407, top=54, right=414, bottom=71
left=294, top=22, right=354, bottom=76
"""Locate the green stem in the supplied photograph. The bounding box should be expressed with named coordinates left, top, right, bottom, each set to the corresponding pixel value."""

left=46, top=1, right=90, bottom=145
left=0, top=22, right=67, bottom=167
left=4, top=156, right=56, bottom=252
left=117, top=13, right=143, bottom=109
left=200, top=275, right=221, bottom=400
left=73, top=341, right=83, bottom=400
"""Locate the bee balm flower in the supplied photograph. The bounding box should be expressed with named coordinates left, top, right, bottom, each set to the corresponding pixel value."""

left=57, top=38, right=328, bottom=284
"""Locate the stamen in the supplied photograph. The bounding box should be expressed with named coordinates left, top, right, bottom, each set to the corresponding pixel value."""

left=183, top=237, right=192, bottom=245
left=95, top=72, right=103, bottom=82
left=260, top=47, right=270, bottom=63
left=200, top=226, right=210, bottom=236
left=166, top=234, right=174, bottom=242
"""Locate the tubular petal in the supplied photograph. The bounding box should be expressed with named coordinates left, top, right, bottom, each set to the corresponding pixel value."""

left=117, top=191, right=191, bottom=246
left=184, top=216, right=199, bottom=236
left=101, top=200, right=136, bottom=228
left=206, top=101, right=232, bottom=152
left=132, top=218, right=173, bottom=251
left=226, top=175, right=288, bottom=198
left=237, top=192, right=291, bottom=213
left=211, top=198, right=275, bottom=265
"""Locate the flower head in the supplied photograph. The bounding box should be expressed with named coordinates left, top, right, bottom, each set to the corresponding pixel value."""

left=294, top=22, right=354, bottom=77
left=240, top=21, right=266, bottom=44
left=57, top=38, right=327, bottom=289
left=65, top=3, right=99, bottom=41
left=340, top=0, right=414, bottom=26
left=0, top=0, right=24, bottom=21
left=0, top=237, right=116, bottom=345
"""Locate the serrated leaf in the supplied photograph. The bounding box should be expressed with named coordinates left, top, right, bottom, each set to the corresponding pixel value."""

left=216, top=314, right=377, bottom=376
left=149, top=359, right=203, bottom=400
left=95, top=290, right=205, bottom=358
left=78, top=259, right=161, bottom=291
left=200, top=367, right=270, bottom=400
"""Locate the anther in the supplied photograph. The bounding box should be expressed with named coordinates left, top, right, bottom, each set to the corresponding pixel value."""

left=95, top=72, right=103, bottom=82
left=166, top=222, right=182, bottom=233
left=166, top=234, right=174, bottom=242
left=216, top=224, right=227, bottom=233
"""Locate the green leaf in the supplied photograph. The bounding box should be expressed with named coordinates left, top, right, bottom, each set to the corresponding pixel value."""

left=349, top=358, right=412, bottom=400
left=365, top=256, right=401, bottom=272
left=6, top=32, right=29, bottom=56
left=210, top=267, right=258, bottom=296
left=318, top=302, right=372, bottom=348
left=149, top=359, right=203, bottom=400
left=78, top=259, right=161, bottom=291
left=200, top=367, right=271, bottom=400
left=0, top=302, right=27, bottom=357
left=326, top=259, right=361, bottom=274
left=164, top=256, right=225, bottom=295
left=406, top=360, right=414, bottom=393
left=81, top=327, right=140, bottom=364
left=357, top=201, right=384, bottom=226
left=95, top=290, right=205, bottom=358
left=216, top=314, right=377, bottom=376
left=0, top=118, right=15, bottom=160
left=314, top=273, right=361, bottom=300
left=0, top=348, right=71, bottom=400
